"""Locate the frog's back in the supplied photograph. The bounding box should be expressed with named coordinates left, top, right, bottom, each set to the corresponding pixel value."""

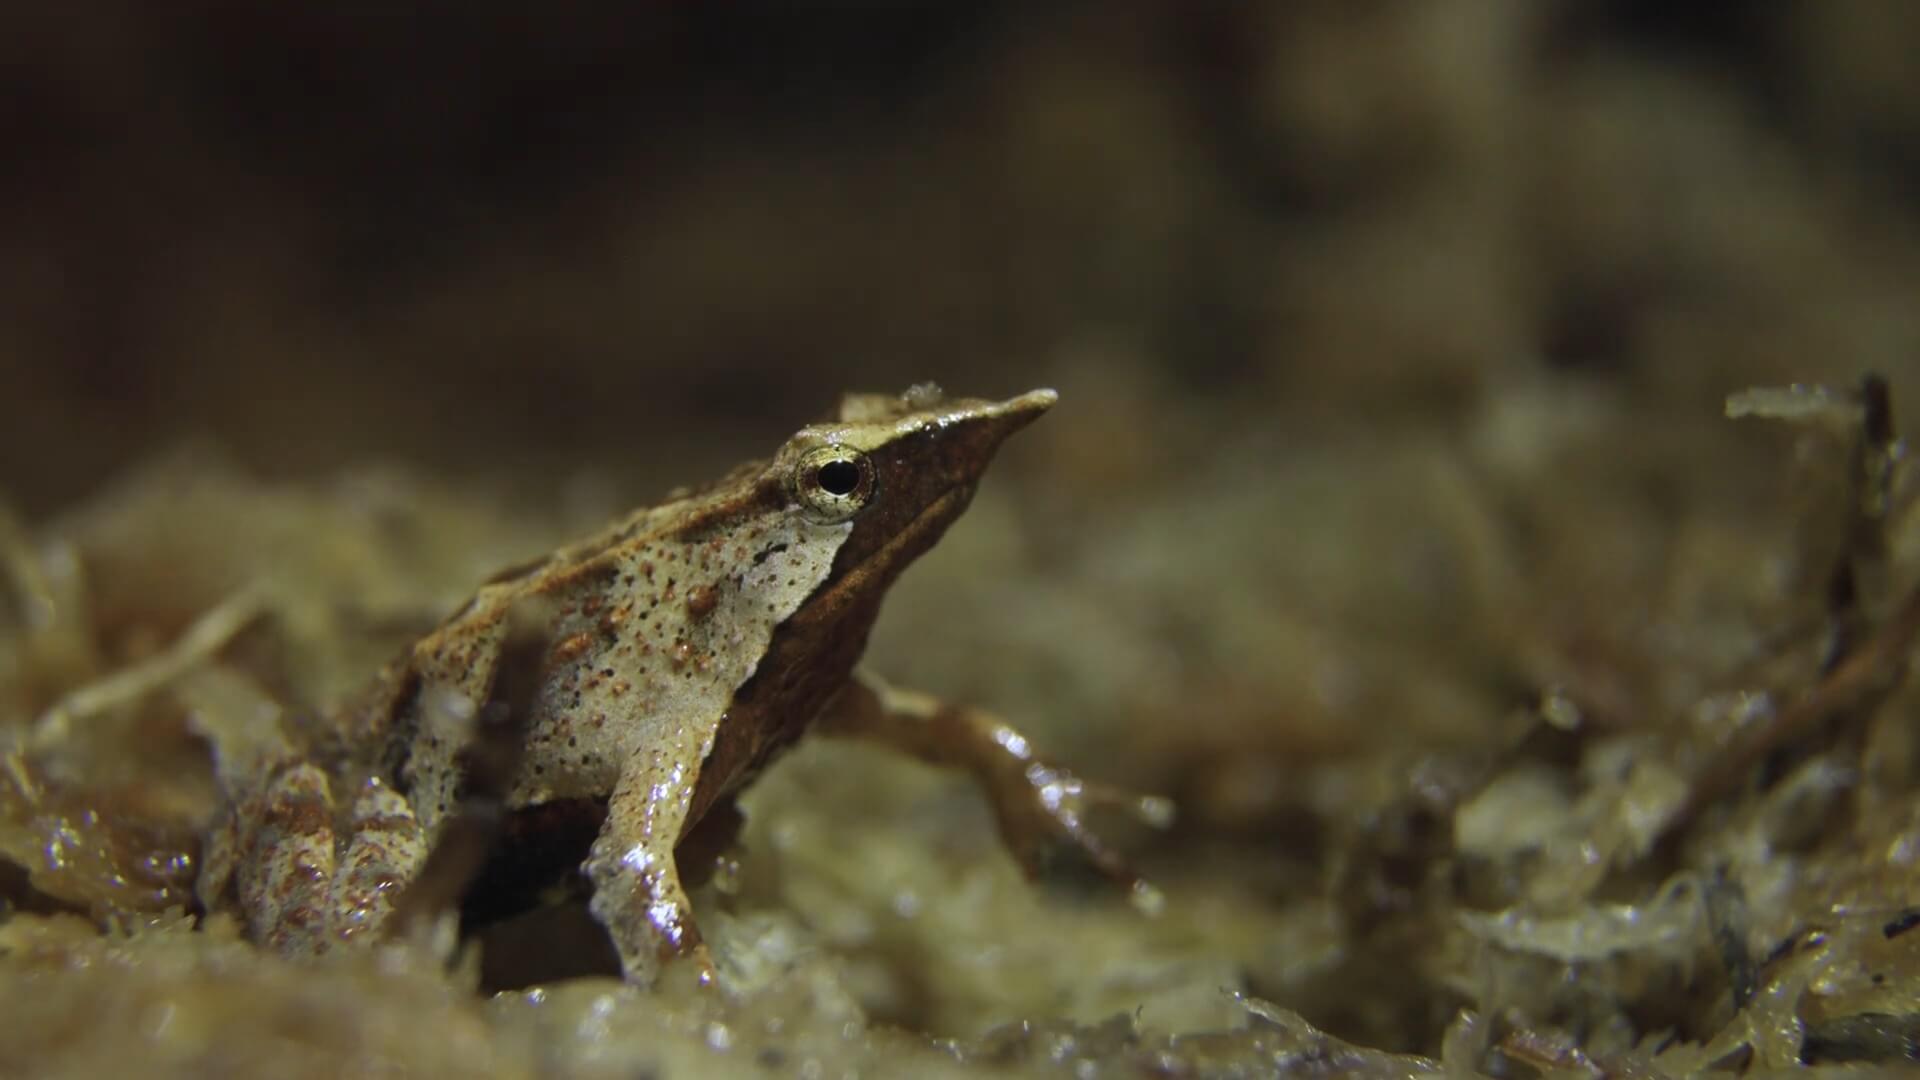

left=354, top=477, right=855, bottom=834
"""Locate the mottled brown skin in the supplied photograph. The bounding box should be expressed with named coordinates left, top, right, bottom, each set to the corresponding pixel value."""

left=200, top=386, right=1160, bottom=985
left=686, top=415, right=1014, bottom=827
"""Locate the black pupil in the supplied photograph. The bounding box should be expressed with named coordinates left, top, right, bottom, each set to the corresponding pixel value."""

left=816, top=459, right=862, bottom=497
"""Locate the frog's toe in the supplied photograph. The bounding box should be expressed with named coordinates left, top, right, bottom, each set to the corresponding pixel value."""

left=242, top=761, right=340, bottom=956
left=1022, top=821, right=1132, bottom=889
left=331, top=776, right=427, bottom=945
left=992, top=761, right=1165, bottom=905
left=1081, top=781, right=1177, bottom=831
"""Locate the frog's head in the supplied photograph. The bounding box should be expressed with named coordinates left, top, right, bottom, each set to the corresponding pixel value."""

left=774, top=384, right=1055, bottom=610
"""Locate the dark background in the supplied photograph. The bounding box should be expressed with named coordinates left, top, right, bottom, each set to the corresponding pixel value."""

left=6, top=2, right=1918, bottom=513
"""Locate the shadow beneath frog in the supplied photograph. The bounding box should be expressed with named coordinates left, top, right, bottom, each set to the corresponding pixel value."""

left=464, top=796, right=745, bottom=991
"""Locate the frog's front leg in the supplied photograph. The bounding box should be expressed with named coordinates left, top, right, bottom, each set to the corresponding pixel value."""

left=584, top=751, right=713, bottom=985
left=818, top=671, right=1173, bottom=904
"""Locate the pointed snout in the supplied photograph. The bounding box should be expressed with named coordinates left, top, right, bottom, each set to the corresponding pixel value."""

left=915, top=387, right=1056, bottom=486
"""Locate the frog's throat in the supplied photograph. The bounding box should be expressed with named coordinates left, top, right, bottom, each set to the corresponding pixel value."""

left=824, top=483, right=973, bottom=602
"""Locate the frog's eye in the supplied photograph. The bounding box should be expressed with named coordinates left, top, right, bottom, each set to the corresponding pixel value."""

left=791, top=445, right=877, bottom=523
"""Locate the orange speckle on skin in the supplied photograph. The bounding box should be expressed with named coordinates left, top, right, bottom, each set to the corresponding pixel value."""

left=686, top=584, right=720, bottom=619
left=550, top=630, right=595, bottom=666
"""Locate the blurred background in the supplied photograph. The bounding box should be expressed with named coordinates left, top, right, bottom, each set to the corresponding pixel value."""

left=5, top=2, right=1917, bottom=510
left=8, top=1, right=1920, bottom=1057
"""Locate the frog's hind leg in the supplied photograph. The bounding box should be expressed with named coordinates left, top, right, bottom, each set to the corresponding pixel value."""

left=818, top=670, right=1173, bottom=908
left=382, top=596, right=555, bottom=955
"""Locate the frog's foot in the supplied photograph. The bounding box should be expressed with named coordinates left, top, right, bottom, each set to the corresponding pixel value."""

left=220, top=762, right=430, bottom=956
left=333, top=776, right=427, bottom=945
left=215, top=596, right=560, bottom=965
left=584, top=845, right=716, bottom=987
left=986, top=758, right=1174, bottom=900
left=820, top=671, right=1173, bottom=909
left=232, top=761, right=339, bottom=956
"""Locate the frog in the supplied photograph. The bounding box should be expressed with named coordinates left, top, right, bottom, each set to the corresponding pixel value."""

left=195, top=385, right=1166, bottom=985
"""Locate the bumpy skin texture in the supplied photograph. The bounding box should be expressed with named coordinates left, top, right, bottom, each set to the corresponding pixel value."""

left=200, top=388, right=1099, bottom=984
